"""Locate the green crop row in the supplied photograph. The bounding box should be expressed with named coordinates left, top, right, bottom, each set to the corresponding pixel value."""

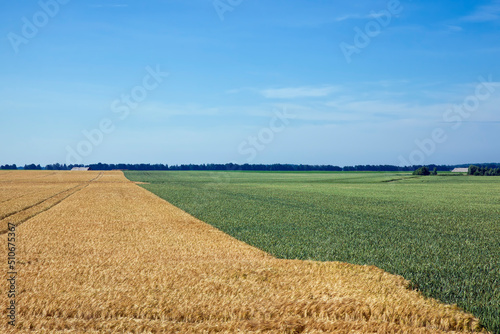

left=125, top=171, right=500, bottom=333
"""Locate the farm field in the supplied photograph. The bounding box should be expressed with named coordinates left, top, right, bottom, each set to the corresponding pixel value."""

left=0, top=170, right=489, bottom=333
left=125, top=171, right=500, bottom=333
left=0, top=171, right=101, bottom=234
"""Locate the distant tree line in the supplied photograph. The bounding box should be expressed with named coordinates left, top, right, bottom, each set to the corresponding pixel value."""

left=45, top=163, right=71, bottom=170
left=2, top=163, right=83, bottom=170
left=0, top=164, right=17, bottom=170
left=45, top=163, right=459, bottom=172
left=3, top=162, right=500, bottom=172
left=412, top=166, right=438, bottom=176
left=23, top=164, right=43, bottom=170
left=468, top=165, right=500, bottom=176
left=85, top=163, right=482, bottom=172
left=1, top=164, right=42, bottom=170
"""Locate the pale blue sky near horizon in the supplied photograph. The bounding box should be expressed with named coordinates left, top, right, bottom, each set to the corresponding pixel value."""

left=1, top=0, right=499, bottom=166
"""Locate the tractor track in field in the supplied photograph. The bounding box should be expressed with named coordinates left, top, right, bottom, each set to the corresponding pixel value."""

left=0, top=173, right=103, bottom=234
left=381, top=176, right=420, bottom=183
left=0, top=173, right=90, bottom=205
left=0, top=191, right=31, bottom=204
left=0, top=181, right=72, bottom=205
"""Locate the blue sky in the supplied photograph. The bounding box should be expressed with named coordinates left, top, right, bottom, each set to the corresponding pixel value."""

left=1, top=0, right=499, bottom=166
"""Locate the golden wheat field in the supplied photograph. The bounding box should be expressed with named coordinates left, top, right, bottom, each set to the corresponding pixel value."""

left=0, top=171, right=489, bottom=333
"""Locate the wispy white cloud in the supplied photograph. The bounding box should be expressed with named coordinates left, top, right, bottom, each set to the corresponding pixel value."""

left=334, top=12, right=390, bottom=22
left=334, top=13, right=369, bottom=22
left=334, top=14, right=363, bottom=22
left=444, top=24, right=463, bottom=32
left=261, top=86, right=339, bottom=99
left=462, top=0, right=500, bottom=22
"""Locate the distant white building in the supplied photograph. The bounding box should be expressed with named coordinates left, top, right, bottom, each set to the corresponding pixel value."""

left=71, top=167, right=90, bottom=171
left=451, top=168, right=468, bottom=173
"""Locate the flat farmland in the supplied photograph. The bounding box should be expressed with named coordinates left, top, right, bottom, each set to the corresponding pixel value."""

left=126, top=171, right=500, bottom=333
left=0, top=170, right=489, bottom=333
left=0, top=171, right=102, bottom=233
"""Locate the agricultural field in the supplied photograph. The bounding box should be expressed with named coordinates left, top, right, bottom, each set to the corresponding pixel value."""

left=0, top=170, right=489, bottom=333
left=126, top=171, right=500, bottom=333
left=0, top=171, right=101, bottom=234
